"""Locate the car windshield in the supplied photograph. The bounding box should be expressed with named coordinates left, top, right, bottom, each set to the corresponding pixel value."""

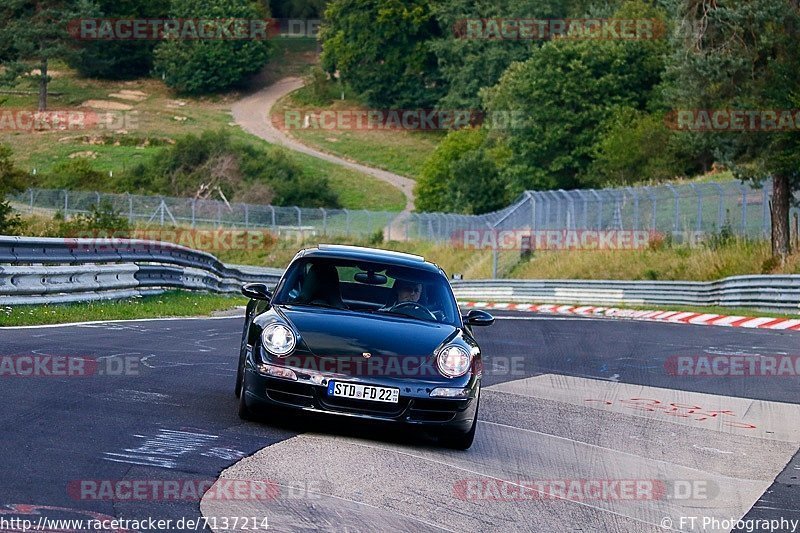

left=272, top=257, right=461, bottom=326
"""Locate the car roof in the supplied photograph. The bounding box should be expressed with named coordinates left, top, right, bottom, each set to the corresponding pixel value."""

left=295, top=244, right=442, bottom=274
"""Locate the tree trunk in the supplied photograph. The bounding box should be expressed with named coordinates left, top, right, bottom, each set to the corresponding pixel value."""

left=771, top=173, right=791, bottom=259
left=38, top=58, right=48, bottom=112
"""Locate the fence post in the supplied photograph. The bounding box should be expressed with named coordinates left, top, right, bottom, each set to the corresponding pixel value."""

left=63, top=190, right=69, bottom=219
left=191, top=200, right=196, bottom=228
left=217, top=202, right=222, bottom=228
left=244, top=204, right=249, bottom=229
left=762, top=184, right=770, bottom=238
left=295, top=206, right=302, bottom=229
left=29, top=189, right=34, bottom=214
left=269, top=206, right=276, bottom=230
left=590, top=190, right=602, bottom=230
left=127, top=193, right=133, bottom=224
left=741, top=184, right=748, bottom=236
left=321, top=208, right=327, bottom=235
left=710, top=183, right=724, bottom=231
left=344, top=209, right=350, bottom=236
left=665, top=184, right=679, bottom=236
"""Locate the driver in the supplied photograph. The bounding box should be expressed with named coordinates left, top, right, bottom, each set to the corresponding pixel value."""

left=395, top=280, right=422, bottom=304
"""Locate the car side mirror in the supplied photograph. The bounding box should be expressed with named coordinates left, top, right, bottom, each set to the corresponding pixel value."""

left=464, top=309, right=494, bottom=327
left=241, top=283, right=272, bottom=301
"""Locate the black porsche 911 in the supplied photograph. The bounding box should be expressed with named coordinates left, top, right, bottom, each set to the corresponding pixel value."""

left=235, top=244, right=494, bottom=449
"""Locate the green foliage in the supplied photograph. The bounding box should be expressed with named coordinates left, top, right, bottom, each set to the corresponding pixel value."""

left=270, top=0, right=328, bottom=18
left=0, top=0, right=94, bottom=109
left=588, top=108, right=691, bottom=186
left=665, top=0, right=800, bottom=190
left=69, top=0, right=171, bottom=79
left=55, top=199, right=131, bottom=235
left=0, top=143, right=26, bottom=234
left=429, top=0, right=576, bottom=110
left=152, top=0, right=271, bottom=94
left=321, top=0, right=443, bottom=108
left=125, top=129, right=340, bottom=208
left=481, top=0, right=669, bottom=195
left=415, top=128, right=509, bottom=214
left=47, top=158, right=109, bottom=191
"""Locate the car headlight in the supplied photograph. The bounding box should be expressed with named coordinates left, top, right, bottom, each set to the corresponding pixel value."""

left=436, top=344, right=472, bottom=378
left=261, top=323, right=296, bottom=357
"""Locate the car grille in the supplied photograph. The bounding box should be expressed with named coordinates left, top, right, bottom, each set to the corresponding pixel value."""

left=265, top=381, right=314, bottom=408
left=318, top=395, right=410, bottom=417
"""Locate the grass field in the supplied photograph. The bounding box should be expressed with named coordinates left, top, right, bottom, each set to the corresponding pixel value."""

left=272, top=85, right=443, bottom=179
left=0, top=42, right=405, bottom=212
left=0, top=290, right=244, bottom=327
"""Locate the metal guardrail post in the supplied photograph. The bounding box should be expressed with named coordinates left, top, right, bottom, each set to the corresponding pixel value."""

left=295, top=206, right=302, bottom=229
left=269, top=206, right=276, bottom=230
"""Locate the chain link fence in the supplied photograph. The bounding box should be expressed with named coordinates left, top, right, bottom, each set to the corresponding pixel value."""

left=8, top=180, right=799, bottom=277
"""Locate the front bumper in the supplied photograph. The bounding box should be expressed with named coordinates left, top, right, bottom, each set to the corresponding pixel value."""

left=241, top=362, right=480, bottom=432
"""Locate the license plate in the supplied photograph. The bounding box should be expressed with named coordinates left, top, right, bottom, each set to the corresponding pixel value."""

left=327, top=381, right=399, bottom=403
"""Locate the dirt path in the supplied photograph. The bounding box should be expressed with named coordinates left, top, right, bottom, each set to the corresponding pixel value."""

left=231, top=77, right=415, bottom=213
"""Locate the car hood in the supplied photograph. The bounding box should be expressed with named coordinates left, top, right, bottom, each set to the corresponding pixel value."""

left=277, top=305, right=457, bottom=359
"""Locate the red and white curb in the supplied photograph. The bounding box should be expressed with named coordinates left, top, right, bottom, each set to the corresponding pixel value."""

left=460, top=302, right=800, bottom=331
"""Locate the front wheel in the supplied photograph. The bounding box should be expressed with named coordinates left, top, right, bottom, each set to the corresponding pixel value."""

left=237, top=380, right=254, bottom=420
left=439, top=396, right=479, bottom=450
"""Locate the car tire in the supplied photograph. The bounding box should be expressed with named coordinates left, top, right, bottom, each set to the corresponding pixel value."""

left=235, top=311, right=251, bottom=398
left=237, top=381, right=253, bottom=420
left=440, top=395, right=479, bottom=450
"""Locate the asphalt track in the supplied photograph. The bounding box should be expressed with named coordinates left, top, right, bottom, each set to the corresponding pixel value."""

left=1, top=312, right=798, bottom=532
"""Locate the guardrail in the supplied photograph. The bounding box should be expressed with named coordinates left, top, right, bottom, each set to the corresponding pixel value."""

left=2, top=237, right=798, bottom=313
left=450, top=277, right=800, bottom=313
left=0, top=236, right=283, bottom=305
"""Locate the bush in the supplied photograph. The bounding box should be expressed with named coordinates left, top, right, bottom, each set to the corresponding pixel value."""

left=152, top=0, right=271, bottom=94
left=126, top=130, right=340, bottom=208
left=588, top=108, right=689, bottom=186
left=46, top=159, right=109, bottom=191
left=69, top=0, right=171, bottom=79
left=55, top=199, right=131, bottom=236
left=415, top=128, right=509, bottom=214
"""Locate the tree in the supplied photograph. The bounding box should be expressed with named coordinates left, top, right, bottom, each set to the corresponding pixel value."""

left=415, top=127, right=509, bottom=214
left=152, top=0, right=271, bottom=94
left=0, top=144, right=26, bottom=234
left=481, top=0, right=669, bottom=196
left=666, top=0, right=800, bottom=259
left=69, top=0, right=171, bottom=79
left=429, top=0, right=580, bottom=110
left=0, top=0, right=92, bottom=111
left=320, top=0, right=443, bottom=108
